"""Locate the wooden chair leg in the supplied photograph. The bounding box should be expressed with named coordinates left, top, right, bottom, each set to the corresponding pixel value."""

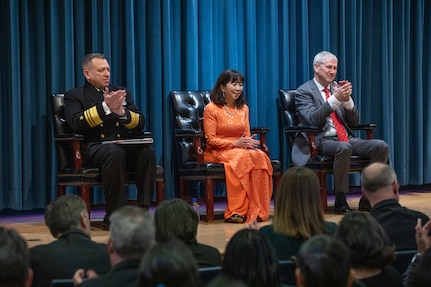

left=156, top=180, right=164, bottom=205
left=58, top=185, right=66, bottom=197
left=319, top=172, right=328, bottom=212
left=205, top=178, right=215, bottom=223
left=80, top=186, right=92, bottom=219
left=179, top=179, right=186, bottom=199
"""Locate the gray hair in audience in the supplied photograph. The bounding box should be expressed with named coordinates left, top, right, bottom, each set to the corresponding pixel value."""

left=44, top=195, right=87, bottom=238
left=361, top=163, right=397, bottom=193
left=109, top=205, right=155, bottom=260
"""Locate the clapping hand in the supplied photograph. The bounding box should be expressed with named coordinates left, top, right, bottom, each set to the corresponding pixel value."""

left=332, top=80, right=353, bottom=102
left=234, top=133, right=259, bottom=149
left=415, top=218, right=431, bottom=254
left=103, top=87, right=126, bottom=115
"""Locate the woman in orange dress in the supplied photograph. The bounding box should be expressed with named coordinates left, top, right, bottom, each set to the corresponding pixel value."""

left=203, top=69, right=273, bottom=223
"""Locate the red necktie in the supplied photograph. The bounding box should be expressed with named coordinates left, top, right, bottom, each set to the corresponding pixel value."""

left=323, top=88, right=349, bottom=142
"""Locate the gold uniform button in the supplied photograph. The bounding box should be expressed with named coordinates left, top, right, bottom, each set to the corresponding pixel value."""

left=101, top=134, right=105, bottom=139
left=115, top=122, right=120, bottom=126
left=100, top=123, right=104, bottom=127
left=116, top=134, right=121, bottom=138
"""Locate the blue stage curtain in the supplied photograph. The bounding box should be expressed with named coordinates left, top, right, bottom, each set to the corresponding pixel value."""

left=0, top=0, right=430, bottom=210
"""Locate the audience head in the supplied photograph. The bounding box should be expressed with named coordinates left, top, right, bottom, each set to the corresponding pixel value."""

left=335, top=212, right=395, bottom=270
left=154, top=198, right=198, bottom=244
left=138, top=239, right=201, bottom=287
left=222, top=228, right=281, bottom=287
left=295, top=234, right=353, bottom=287
left=0, top=227, right=33, bottom=287
left=210, top=69, right=245, bottom=107
left=207, top=274, right=248, bottom=287
left=273, top=167, right=326, bottom=239
left=44, top=194, right=91, bottom=238
left=361, top=162, right=399, bottom=207
left=108, top=205, right=155, bottom=264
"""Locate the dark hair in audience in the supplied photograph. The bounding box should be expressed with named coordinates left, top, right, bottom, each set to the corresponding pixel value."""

left=44, top=194, right=87, bottom=238
left=296, top=234, right=351, bottom=287
left=409, top=247, right=431, bottom=287
left=210, top=69, right=246, bottom=107
left=207, top=274, right=248, bottom=287
left=109, top=205, right=155, bottom=260
left=273, top=167, right=327, bottom=238
left=335, top=211, right=395, bottom=269
left=222, top=228, right=281, bottom=287
left=154, top=198, right=198, bottom=244
left=0, top=227, right=31, bottom=287
left=138, top=240, right=202, bottom=287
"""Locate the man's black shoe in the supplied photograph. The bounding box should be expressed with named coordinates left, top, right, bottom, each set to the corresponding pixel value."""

left=358, top=196, right=371, bottom=212
left=334, top=199, right=352, bottom=214
left=102, top=215, right=110, bottom=231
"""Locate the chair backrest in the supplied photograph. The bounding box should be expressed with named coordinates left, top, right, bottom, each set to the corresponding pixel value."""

left=198, top=266, right=222, bottom=285
left=50, top=93, right=76, bottom=171
left=392, top=249, right=417, bottom=275
left=278, top=89, right=297, bottom=147
left=278, top=259, right=296, bottom=286
left=170, top=90, right=211, bottom=166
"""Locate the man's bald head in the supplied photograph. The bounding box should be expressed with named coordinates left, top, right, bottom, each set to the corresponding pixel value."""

left=361, top=163, right=399, bottom=205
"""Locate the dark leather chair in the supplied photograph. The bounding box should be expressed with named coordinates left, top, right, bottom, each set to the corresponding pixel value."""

left=278, top=260, right=296, bottom=286
left=391, top=249, right=417, bottom=275
left=50, top=93, right=164, bottom=217
left=279, top=89, right=376, bottom=211
left=198, top=266, right=222, bottom=285
left=171, top=90, right=281, bottom=222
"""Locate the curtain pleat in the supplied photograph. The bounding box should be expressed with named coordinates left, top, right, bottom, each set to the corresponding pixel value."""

left=1, top=0, right=430, bottom=210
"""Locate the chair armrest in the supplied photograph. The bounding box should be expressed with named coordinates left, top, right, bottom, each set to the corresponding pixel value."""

left=55, top=134, right=84, bottom=169
left=174, top=128, right=204, bottom=137
left=175, top=129, right=205, bottom=164
left=349, top=123, right=376, bottom=139
left=284, top=126, right=320, bottom=159
left=251, top=127, right=271, bottom=156
left=54, top=134, right=84, bottom=141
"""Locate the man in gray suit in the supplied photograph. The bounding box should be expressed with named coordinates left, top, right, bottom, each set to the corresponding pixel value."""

left=293, top=51, right=389, bottom=214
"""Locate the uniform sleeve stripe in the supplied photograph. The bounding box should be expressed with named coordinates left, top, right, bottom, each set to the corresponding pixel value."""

left=124, top=112, right=140, bottom=129
left=84, top=106, right=103, bottom=128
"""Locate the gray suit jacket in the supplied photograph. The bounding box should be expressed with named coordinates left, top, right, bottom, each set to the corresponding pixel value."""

left=292, top=79, right=359, bottom=166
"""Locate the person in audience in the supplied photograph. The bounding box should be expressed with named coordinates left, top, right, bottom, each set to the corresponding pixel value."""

left=295, top=234, right=354, bottom=287
left=73, top=205, right=155, bottom=287
left=137, top=239, right=202, bottom=287
left=30, top=195, right=110, bottom=287
left=335, top=212, right=402, bottom=287
left=294, top=51, right=389, bottom=214
left=154, top=198, right=222, bottom=267
left=256, top=166, right=337, bottom=260
left=219, top=228, right=282, bottom=287
left=361, top=162, right=430, bottom=250
left=207, top=274, right=248, bottom=287
left=403, top=218, right=431, bottom=287
left=0, top=227, right=33, bottom=287
left=203, top=69, right=273, bottom=223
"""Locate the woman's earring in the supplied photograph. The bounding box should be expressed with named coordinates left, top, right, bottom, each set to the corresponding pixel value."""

left=222, top=92, right=225, bottom=98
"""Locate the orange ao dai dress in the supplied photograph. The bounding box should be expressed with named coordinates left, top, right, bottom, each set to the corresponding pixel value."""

left=203, top=102, right=273, bottom=222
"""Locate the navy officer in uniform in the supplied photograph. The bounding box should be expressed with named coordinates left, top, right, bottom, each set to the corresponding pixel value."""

left=64, top=53, right=156, bottom=229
